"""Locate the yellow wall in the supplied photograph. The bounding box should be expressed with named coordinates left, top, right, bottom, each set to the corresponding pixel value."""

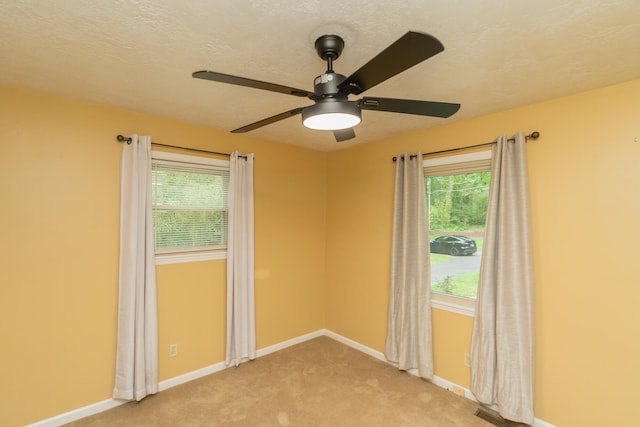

left=0, top=85, right=327, bottom=426
left=2, top=78, right=639, bottom=427
left=326, top=78, right=640, bottom=426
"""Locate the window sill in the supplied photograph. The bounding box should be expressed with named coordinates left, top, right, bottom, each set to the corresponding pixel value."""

left=155, top=250, right=226, bottom=265
left=431, top=294, right=476, bottom=317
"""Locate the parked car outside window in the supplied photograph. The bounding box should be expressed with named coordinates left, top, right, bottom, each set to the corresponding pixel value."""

left=430, top=235, right=477, bottom=256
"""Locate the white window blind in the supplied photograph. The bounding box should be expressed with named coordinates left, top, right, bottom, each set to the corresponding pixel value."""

left=424, top=158, right=491, bottom=177
left=151, top=152, right=229, bottom=258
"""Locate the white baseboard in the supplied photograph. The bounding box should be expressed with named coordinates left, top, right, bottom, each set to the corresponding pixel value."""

left=25, top=330, right=328, bottom=427
left=24, top=398, right=126, bottom=427
left=532, top=418, right=557, bottom=427
left=256, top=329, right=326, bottom=358
left=324, top=329, right=555, bottom=427
left=158, top=360, right=227, bottom=392
left=27, top=329, right=554, bottom=427
left=323, top=331, right=479, bottom=399
left=323, top=329, right=386, bottom=360
left=161, top=329, right=327, bottom=392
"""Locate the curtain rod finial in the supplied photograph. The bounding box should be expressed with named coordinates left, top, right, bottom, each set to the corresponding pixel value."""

left=116, top=134, right=132, bottom=144
left=529, top=131, right=540, bottom=139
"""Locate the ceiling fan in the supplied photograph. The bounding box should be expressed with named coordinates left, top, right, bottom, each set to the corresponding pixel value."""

left=193, top=30, right=460, bottom=142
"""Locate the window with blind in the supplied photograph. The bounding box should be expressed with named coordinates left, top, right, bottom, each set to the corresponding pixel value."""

left=151, top=150, right=229, bottom=264
left=424, top=150, right=492, bottom=316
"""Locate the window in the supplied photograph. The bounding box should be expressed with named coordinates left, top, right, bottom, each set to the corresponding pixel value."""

left=151, top=150, right=229, bottom=264
left=424, top=150, right=492, bottom=316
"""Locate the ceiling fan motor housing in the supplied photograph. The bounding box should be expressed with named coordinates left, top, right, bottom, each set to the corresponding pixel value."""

left=313, top=72, right=347, bottom=98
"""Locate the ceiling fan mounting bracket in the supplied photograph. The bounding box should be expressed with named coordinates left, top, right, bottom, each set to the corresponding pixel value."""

left=314, top=34, right=345, bottom=61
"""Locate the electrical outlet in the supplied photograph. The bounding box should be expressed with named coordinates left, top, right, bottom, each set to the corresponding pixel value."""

left=169, top=344, right=178, bottom=357
left=464, top=353, right=471, bottom=367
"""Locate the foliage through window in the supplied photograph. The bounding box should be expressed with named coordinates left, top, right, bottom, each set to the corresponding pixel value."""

left=151, top=151, right=229, bottom=264
left=424, top=151, right=491, bottom=314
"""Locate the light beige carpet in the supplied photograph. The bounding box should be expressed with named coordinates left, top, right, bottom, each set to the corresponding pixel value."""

left=67, top=336, right=496, bottom=426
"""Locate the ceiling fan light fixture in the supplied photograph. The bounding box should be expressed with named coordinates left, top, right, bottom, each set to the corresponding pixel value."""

left=302, top=101, right=361, bottom=130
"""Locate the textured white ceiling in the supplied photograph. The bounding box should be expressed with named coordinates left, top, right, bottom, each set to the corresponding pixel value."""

left=1, top=0, right=639, bottom=151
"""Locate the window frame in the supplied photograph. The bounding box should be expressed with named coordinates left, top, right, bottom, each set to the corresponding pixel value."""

left=424, top=150, right=492, bottom=317
left=151, top=150, right=230, bottom=265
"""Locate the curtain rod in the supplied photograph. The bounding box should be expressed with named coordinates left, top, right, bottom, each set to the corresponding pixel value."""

left=392, top=131, right=540, bottom=162
left=116, top=135, right=246, bottom=159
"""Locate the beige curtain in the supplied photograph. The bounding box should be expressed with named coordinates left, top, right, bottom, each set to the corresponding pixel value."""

left=225, top=152, right=256, bottom=367
left=385, top=152, right=433, bottom=379
left=113, top=135, right=158, bottom=401
left=470, top=133, right=534, bottom=424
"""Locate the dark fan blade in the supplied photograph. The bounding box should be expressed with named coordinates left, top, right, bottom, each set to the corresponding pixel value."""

left=231, top=107, right=305, bottom=133
left=333, top=128, right=356, bottom=142
left=193, top=70, right=313, bottom=98
left=359, top=97, right=460, bottom=118
left=338, top=31, right=444, bottom=95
